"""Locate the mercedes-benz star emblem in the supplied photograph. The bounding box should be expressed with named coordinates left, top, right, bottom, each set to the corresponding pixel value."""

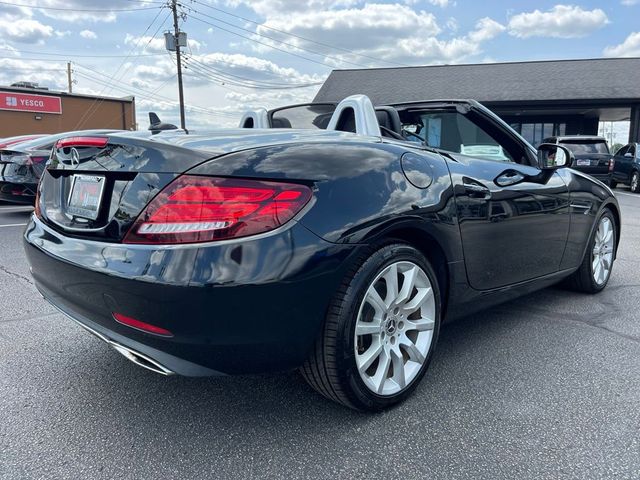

left=70, top=148, right=80, bottom=166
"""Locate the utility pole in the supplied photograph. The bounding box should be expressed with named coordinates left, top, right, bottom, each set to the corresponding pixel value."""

left=67, top=62, right=73, bottom=94
left=170, top=0, right=186, bottom=130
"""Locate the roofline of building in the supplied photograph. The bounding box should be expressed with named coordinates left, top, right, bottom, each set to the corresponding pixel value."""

left=0, top=85, right=134, bottom=103
left=328, top=56, right=640, bottom=73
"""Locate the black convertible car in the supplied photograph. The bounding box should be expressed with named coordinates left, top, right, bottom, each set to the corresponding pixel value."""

left=24, top=95, right=620, bottom=411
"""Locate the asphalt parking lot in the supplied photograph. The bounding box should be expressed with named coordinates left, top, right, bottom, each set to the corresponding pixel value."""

left=0, top=193, right=639, bottom=480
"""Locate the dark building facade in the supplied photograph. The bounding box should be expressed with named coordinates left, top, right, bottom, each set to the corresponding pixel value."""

left=0, top=86, right=136, bottom=137
left=313, top=58, right=640, bottom=146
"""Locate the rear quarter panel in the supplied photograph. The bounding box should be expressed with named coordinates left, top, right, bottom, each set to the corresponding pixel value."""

left=188, top=141, right=463, bottom=263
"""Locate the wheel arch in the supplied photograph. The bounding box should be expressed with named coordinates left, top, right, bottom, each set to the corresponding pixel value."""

left=364, top=223, right=451, bottom=318
left=602, top=201, right=622, bottom=256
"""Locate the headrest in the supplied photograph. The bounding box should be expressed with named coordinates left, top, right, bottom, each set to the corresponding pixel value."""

left=375, top=107, right=401, bottom=134
left=271, top=117, right=292, bottom=128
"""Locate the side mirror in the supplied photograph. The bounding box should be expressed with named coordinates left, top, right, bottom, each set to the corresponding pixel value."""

left=537, top=143, right=572, bottom=170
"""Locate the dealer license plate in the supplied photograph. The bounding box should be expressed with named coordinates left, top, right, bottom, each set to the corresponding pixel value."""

left=67, top=174, right=106, bottom=220
left=576, top=159, right=592, bottom=166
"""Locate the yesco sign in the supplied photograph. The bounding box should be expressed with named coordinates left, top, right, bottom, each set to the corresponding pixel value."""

left=0, top=92, right=62, bottom=115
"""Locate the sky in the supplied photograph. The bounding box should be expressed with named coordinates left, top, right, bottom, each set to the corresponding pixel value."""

left=0, top=0, right=639, bottom=133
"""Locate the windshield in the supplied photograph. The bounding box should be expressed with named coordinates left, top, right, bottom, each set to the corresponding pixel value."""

left=269, top=104, right=336, bottom=129
left=559, top=140, right=609, bottom=155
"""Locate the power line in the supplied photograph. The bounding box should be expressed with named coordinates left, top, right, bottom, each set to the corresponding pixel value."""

left=183, top=4, right=370, bottom=69
left=183, top=54, right=323, bottom=87
left=74, top=66, right=239, bottom=119
left=188, top=0, right=408, bottom=68
left=0, top=46, right=165, bottom=58
left=188, top=13, right=336, bottom=69
left=74, top=70, right=241, bottom=123
left=0, top=1, right=159, bottom=12
left=74, top=5, right=167, bottom=129
left=183, top=55, right=323, bottom=90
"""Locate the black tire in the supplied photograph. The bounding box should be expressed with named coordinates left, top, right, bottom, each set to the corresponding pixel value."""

left=300, top=243, right=441, bottom=411
left=631, top=170, right=640, bottom=193
left=607, top=178, right=617, bottom=189
left=564, top=209, right=617, bottom=294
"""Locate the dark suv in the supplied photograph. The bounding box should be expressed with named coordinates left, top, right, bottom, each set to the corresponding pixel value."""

left=610, top=143, right=640, bottom=192
left=542, top=136, right=612, bottom=183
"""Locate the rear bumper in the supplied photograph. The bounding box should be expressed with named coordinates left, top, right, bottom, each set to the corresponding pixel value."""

left=24, top=215, right=357, bottom=375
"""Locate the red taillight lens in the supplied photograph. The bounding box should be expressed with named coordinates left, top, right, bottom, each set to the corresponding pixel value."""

left=55, top=136, right=108, bottom=149
left=609, top=158, right=615, bottom=172
left=113, top=312, right=173, bottom=337
left=123, top=176, right=313, bottom=244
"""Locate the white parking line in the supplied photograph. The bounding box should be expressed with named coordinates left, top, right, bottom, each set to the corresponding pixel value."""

left=614, top=191, right=640, bottom=198
left=0, top=223, right=27, bottom=228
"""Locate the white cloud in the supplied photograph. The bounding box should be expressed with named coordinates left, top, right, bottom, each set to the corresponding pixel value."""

left=226, top=0, right=360, bottom=17
left=468, top=17, right=505, bottom=43
left=258, top=3, right=441, bottom=49
left=392, top=17, right=504, bottom=64
left=252, top=3, right=442, bottom=64
left=0, top=18, right=54, bottom=44
left=0, top=57, right=68, bottom=90
left=621, top=0, right=639, bottom=5
left=251, top=5, right=503, bottom=65
left=604, top=32, right=640, bottom=57
left=189, top=52, right=325, bottom=85
left=508, top=5, right=609, bottom=39
left=8, top=0, right=147, bottom=23
left=80, top=29, right=97, bottom=39
left=428, top=0, right=453, bottom=7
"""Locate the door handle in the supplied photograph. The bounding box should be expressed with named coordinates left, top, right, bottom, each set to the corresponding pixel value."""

left=462, top=180, right=491, bottom=199
left=495, top=171, right=526, bottom=187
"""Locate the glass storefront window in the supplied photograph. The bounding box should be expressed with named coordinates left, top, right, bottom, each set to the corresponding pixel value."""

left=510, top=122, right=567, bottom=146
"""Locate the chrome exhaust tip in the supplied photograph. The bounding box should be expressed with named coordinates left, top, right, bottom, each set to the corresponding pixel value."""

left=109, top=341, right=175, bottom=376
left=47, top=302, right=176, bottom=376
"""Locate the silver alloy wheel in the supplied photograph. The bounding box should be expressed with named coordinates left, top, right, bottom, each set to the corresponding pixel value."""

left=354, top=261, right=435, bottom=396
left=592, top=216, right=615, bottom=285
left=632, top=172, right=639, bottom=192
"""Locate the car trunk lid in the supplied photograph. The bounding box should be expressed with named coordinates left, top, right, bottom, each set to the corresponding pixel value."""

left=37, top=129, right=361, bottom=242
left=38, top=135, right=212, bottom=242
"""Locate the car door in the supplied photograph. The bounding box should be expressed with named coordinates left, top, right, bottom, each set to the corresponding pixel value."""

left=417, top=108, right=570, bottom=290
left=626, top=144, right=638, bottom=182
left=612, top=144, right=630, bottom=183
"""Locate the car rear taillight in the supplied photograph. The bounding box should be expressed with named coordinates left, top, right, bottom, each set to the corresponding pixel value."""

left=123, top=175, right=313, bottom=244
left=55, top=136, right=108, bottom=149
left=609, top=158, right=615, bottom=172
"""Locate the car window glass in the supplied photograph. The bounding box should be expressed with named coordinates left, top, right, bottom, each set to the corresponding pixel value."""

left=407, top=111, right=515, bottom=163
left=615, top=145, right=628, bottom=156
left=560, top=140, right=609, bottom=155
left=269, top=104, right=336, bottom=129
